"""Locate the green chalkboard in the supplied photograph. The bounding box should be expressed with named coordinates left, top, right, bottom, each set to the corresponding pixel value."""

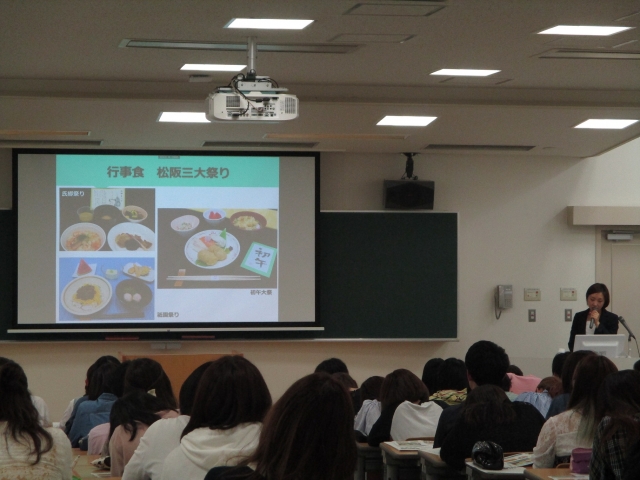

left=0, top=210, right=457, bottom=341
left=317, top=211, right=458, bottom=339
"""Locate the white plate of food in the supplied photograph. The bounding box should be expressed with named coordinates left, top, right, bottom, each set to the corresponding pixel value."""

left=107, top=223, right=155, bottom=251
left=184, top=229, right=240, bottom=269
left=123, top=262, right=154, bottom=282
left=61, top=275, right=112, bottom=316
left=60, top=223, right=106, bottom=251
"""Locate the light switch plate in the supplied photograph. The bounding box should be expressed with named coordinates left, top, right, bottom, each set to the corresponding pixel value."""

left=524, top=288, right=541, bottom=301
left=565, top=309, right=572, bottom=322
left=560, top=288, right=577, bottom=301
left=529, top=309, right=536, bottom=322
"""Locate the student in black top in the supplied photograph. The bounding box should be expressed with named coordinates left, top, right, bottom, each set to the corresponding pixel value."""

left=568, top=283, right=619, bottom=352
left=204, top=372, right=356, bottom=480
left=367, top=369, right=431, bottom=446
left=433, top=340, right=510, bottom=448
left=440, top=385, right=544, bottom=471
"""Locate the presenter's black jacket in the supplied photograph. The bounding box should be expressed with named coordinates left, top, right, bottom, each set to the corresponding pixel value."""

left=439, top=401, right=544, bottom=471
left=568, top=308, right=619, bottom=352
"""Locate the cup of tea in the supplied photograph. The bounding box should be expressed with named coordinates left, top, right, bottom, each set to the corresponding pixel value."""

left=77, top=206, right=94, bottom=222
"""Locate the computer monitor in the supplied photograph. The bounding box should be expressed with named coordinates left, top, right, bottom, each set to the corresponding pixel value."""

left=573, top=334, right=627, bottom=358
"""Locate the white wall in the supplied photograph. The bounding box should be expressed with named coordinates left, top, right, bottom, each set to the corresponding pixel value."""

left=3, top=137, right=640, bottom=419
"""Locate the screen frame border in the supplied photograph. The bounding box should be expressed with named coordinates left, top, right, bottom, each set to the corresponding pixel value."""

left=9, top=148, right=321, bottom=340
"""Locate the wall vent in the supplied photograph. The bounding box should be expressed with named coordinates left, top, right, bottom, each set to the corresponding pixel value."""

left=0, top=139, right=103, bottom=146
left=424, top=144, right=535, bottom=152
left=203, top=141, right=318, bottom=149
left=537, top=48, right=640, bottom=60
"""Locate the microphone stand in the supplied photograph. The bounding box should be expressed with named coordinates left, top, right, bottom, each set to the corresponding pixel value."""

left=618, top=316, right=640, bottom=357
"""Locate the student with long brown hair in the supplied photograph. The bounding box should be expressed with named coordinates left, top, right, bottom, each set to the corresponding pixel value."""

left=204, top=372, right=357, bottom=480
left=533, top=355, right=617, bottom=468
left=160, top=356, right=272, bottom=480
left=0, top=360, right=72, bottom=479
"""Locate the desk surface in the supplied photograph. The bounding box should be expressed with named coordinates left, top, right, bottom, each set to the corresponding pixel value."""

left=523, top=468, right=578, bottom=480
left=72, top=452, right=120, bottom=480
left=379, top=442, right=421, bottom=459
left=418, top=449, right=447, bottom=468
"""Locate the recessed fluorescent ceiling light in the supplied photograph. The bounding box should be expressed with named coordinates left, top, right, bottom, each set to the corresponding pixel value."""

left=377, top=116, right=437, bottom=126
left=181, top=64, right=246, bottom=72
left=575, top=119, right=639, bottom=129
left=226, top=18, right=313, bottom=30
left=431, top=69, right=500, bottom=76
left=539, top=25, right=633, bottom=36
left=158, top=112, right=210, bottom=123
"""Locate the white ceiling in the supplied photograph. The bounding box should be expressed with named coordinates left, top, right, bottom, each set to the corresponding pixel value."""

left=1, top=0, right=640, bottom=157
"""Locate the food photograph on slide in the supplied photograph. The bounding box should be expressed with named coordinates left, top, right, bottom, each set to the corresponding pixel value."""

left=58, top=257, right=155, bottom=322
left=157, top=208, right=278, bottom=290
left=58, top=187, right=156, bottom=252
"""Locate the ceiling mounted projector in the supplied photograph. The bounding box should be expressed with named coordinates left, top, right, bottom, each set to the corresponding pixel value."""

left=205, top=37, right=298, bottom=122
left=206, top=79, right=298, bottom=122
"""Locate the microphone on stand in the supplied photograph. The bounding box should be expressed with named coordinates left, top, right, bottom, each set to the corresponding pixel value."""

left=619, top=316, right=637, bottom=340
left=589, top=306, right=597, bottom=329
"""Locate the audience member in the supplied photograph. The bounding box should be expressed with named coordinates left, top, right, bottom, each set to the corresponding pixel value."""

left=87, top=360, right=132, bottom=454
left=122, top=361, right=213, bottom=480
left=440, top=384, right=544, bottom=471
left=429, top=358, right=468, bottom=406
left=61, top=355, right=120, bottom=432
left=109, top=390, right=179, bottom=476
left=433, top=340, right=510, bottom=448
left=333, top=372, right=361, bottom=413
left=314, top=358, right=348, bottom=375
left=67, top=361, right=119, bottom=447
left=0, top=356, right=52, bottom=428
left=546, top=350, right=596, bottom=419
left=515, top=376, right=561, bottom=418
left=354, top=376, right=384, bottom=440
left=204, top=372, right=356, bottom=480
left=421, top=358, right=444, bottom=396
left=533, top=355, right=617, bottom=467
left=507, top=365, right=524, bottom=376
left=368, top=369, right=442, bottom=445
left=590, top=370, right=640, bottom=480
left=634, top=359, right=640, bottom=373
left=0, top=360, right=72, bottom=479
left=507, top=372, right=541, bottom=394
left=160, top=356, right=272, bottom=480
left=552, top=352, right=570, bottom=379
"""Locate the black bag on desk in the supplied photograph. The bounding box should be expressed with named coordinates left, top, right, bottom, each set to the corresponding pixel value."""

left=471, top=441, right=504, bottom=470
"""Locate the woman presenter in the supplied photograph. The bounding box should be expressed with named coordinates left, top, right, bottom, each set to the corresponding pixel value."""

left=568, top=283, right=619, bottom=352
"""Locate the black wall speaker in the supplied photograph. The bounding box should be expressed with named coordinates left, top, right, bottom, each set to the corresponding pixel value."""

left=384, top=180, right=435, bottom=209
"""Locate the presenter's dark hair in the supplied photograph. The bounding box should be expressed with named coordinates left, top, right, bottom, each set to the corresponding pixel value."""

left=421, top=358, right=443, bottom=394
left=247, top=372, right=356, bottom=480
left=124, top=358, right=177, bottom=410
left=465, top=340, right=510, bottom=387
left=179, top=361, right=213, bottom=416
left=182, top=356, right=271, bottom=437
left=595, top=370, right=640, bottom=443
left=360, top=376, right=384, bottom=401
left=560, top=350, right=596, bottom=395
left=380, top=369, right=430, bottom=409
left=0, top=361, right=53, bottom=464
left=315, top=357, right=349, bottom=375
left=436, top=358, right=468, bottom=391
left=586, top=283, right=610, bottom=309
left=552, top=352, right=570, bottom=378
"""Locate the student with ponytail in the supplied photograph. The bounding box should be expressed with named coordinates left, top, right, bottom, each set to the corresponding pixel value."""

left=0, top=360, right=72, bottom=479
